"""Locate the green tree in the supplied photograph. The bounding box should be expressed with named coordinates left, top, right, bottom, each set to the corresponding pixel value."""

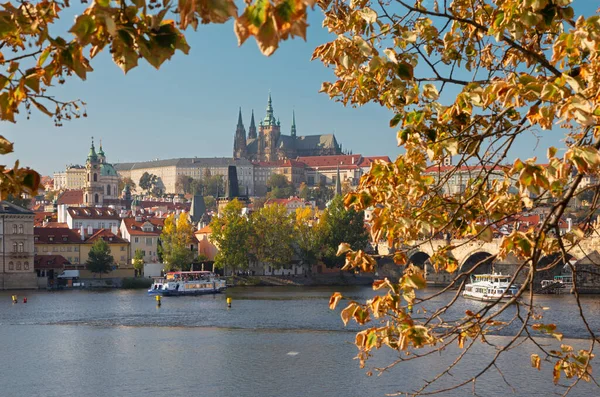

left=190, top=178, right=205, bottom=195
left=204, top=196, right=217, bottom=212
left=266, top=174, right=295, bottom=199
left=250, top=204, right=295, bottom=268
left=205, top=175, right=224, bottom=197
left=139, top=172, right=159, bottom=194
left=319, top=195, right=367, bottom=268
left=294, top=206, right=322, bottom=267
left=175, top=175, right=194, bottom=194
left=209, top=199, right=251, bottom=273
left=132, top=249, right=145, bottom=277
left=86, top=239, right=114, bottom=276
left=298, top=182, right=310, bottom=201
left=118, top=177, right=136, bottom=193
left=160, top=213, right=194, bottom=271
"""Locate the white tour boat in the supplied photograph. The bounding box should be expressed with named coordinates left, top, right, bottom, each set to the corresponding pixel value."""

left=462, top=273, right=519, bottom=301
left=148, top=271, right=227, bottom=296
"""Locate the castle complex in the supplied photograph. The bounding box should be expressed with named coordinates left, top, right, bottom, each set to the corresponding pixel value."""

left=233, top=93, right=342, bottom=161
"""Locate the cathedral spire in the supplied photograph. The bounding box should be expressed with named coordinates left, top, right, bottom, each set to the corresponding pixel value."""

left=234, top=108, right=247, bottom=159
left=291, top=110, right=297, bottom=138
left=237, top=107, right=244, bottom=128
left=248, top=109, right=257, bottom=139
left=263, top=91, right=276, bottom=126
left=87, top=137, right=98, bottom=163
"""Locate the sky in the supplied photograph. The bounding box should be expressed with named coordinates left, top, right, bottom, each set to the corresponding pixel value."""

left=2, top=1, right=597, bottom=177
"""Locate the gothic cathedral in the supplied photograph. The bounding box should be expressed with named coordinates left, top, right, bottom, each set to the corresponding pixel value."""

left=233, top=93, right=342, bottom=162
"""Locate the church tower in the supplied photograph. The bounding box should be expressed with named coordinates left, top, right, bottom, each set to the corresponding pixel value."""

left=83, top=138, right=103, bottom=206
left=248, top=110, right=257, bottom=139
left=233, top=108, right=247, bottom=159
left=258, top=92, right=281, bottom=161
left=290, top=110, right=297, bottom=139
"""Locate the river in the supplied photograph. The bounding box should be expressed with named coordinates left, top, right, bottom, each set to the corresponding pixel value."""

left=0, top=286, right=598, bottom=397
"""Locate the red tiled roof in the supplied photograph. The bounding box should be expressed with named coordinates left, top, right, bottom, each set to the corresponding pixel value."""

left=296, top=154, right=363, bottom=168
left=196, top=225, right=212, bottom=234
left=40, top=222, right=69, bottom=228
left=85, top=229, right=128, bottom=244
left=57, top=190, right=83, bottom=205
left=254, top=160, right=306, bottom=168
left=34, top=212, right=54, bottom=226
left=358, top=156, right=392, bottom=168
left=122, top=217, right=163, bottom=236
left=67, top=207, right=120, bottom=220
left=34, top=227, right=83, bottom=244
left=34, top=254, right=70, bottom=269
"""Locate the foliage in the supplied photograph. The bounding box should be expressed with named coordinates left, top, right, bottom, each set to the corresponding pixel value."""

left=118, top=177, right=136, bottom=193
left=205, top=175, right=224, bottom=197
left=176, top=175, right=194, bottom=194
left=132, top=248, right=145, bottom=276
left=314, top=0, right=600, bottom=393
left=298, top=182, right=310, bottom=201
left=190, top=178, right=205, bottom=195
left=209, top=198, right=251, bottom=272
left=252, top=196, right=267, bottom=209
left=204, top=195, right=216, bottom=211
left=250, top=203, right=295, bottom=268
left=266, top=173, right=295, bottom=199
left=44, top=190, right=57, bottom=202
left=139, top=172, right=159, bottom=194
left=294, top=206, right=322, bottom=266
left=86, top=238, right=114, bottom=275
left=319, top=195, right=368, bottom=268
left=160, top=212, right=194, bottom=271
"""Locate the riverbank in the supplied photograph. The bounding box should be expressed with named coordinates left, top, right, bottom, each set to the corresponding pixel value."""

left=227, top=274, right=375, bottom=287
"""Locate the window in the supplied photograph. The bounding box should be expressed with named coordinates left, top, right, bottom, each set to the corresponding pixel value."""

left=120, top=255, right=125, bottom=261
left=16, top=262, right=21, bottom=270
left=120, top=246, right=125, bottom=251
left=43, top=246, right=47, bottom=252
left=67, top=247, right=72, bottom=252
left=52, top=247, right=58, bottom=252
left=146, top=238, right=153, bottom=246
left=8, top=261, right=14, bottom=270
left=12, top=224, right=17, bottom=234
left=93, top=173, right=97, bottom=182
left=60, top=246, right=65, bottom=252
left=18, top=243, right=23, bottom=252
left=13, top=242, right=17, bottom=252
left=34, top=247, right=38, bottom=253
left=134, top=237, right=139, bottom=243
left=94, top=193, right=99, bottom=203
left=24, top=262, right=29, bottom=270
left=106, top=185, right=111, bottom=195
left=73, top=257, right=79, bottom=264
left=74, top=247, right=79, bottom=252
left=18, top=224, right=23, bottom=234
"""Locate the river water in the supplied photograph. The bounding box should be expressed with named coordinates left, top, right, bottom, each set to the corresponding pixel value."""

left=0, top=286, right=598, bottom=397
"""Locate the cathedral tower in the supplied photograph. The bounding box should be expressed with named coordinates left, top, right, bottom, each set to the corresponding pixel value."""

left=233, top=108, right=247, bottom=159
left=248, top=110, right=257, bottom=139
left=258, top=92, right=281, bottom=161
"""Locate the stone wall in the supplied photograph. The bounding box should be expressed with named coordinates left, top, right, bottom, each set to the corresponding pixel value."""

left=0, top=272, right=38, bottom=290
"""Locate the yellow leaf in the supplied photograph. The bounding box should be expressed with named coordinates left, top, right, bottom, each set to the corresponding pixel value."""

left=329, top=292, right=342, bottom=310
left=531, top=354, right=541, bottom=370
left=336, top=242, right=352, bottom=256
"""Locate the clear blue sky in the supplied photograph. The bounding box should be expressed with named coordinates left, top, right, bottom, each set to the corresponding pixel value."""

left=3, top=2, right=596, bottom=176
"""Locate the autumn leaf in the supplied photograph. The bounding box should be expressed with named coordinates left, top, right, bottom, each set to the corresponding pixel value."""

left=329, top=292, right=342, bottom=310
left=531, top=354, right=541, bottom=370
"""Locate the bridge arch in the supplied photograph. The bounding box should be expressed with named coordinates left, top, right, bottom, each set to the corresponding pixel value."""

left=408, top=251, right=432, bottom=274
left=460, top=251, right=495, bottom=275
left=534, top=253, right=574, bottom=285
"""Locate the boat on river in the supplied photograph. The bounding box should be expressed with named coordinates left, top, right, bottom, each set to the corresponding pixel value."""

left=148, top=271, right=227, bottom=296
left=462, top=273, right=519, bottom=301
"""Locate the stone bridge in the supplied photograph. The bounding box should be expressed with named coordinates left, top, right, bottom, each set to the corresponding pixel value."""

left=377, top=237, right=600, bottom=286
